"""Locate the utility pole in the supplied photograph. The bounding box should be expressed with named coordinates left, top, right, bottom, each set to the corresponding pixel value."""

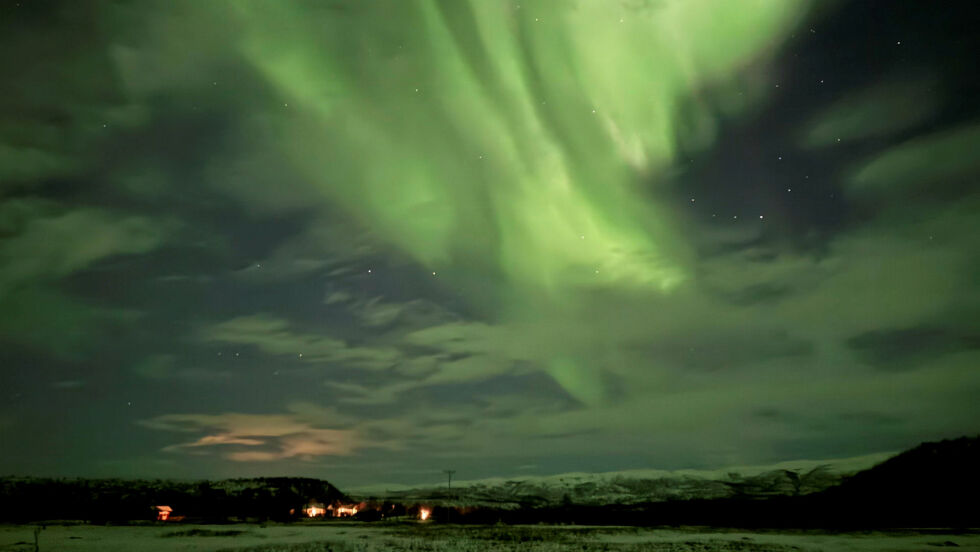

left=443, top=469, right=456, bottom=524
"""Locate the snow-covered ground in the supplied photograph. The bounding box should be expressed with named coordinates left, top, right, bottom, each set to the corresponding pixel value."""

left=1, top=523, right=977, bottom=551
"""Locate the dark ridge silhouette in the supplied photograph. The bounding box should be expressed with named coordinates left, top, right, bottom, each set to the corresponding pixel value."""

left=816, top=435, right=980, bottom=527
left=0, top=476, right=348, bottom=523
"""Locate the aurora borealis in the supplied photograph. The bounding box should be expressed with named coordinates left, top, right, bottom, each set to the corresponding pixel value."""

left=1, top=1, right=978, bottom=487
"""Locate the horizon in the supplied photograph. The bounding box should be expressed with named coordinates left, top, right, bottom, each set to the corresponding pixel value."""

left=1, top=1, right=979, bottom=490
left=1, top=446, right=898, bottom=491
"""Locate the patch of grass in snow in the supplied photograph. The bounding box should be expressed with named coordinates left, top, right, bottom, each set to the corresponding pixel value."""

left=214, top=529, right=806, bottom=552
left=216, top=543, right=364, bottom=552
left=163, top=528, right=250, bottom=537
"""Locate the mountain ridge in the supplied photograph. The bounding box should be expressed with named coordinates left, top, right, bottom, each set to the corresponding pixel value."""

left=349, top=451, right=893, bottom=508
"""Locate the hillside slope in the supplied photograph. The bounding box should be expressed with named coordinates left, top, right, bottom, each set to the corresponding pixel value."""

left=818, top=435, right=980, bottom=527
left=351, top=453, right=891, bottom=508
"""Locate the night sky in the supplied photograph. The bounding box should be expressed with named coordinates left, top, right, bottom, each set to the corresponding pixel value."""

left=1, top=1, right=978, bottom=489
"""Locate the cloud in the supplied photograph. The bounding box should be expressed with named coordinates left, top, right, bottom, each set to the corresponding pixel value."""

left=846, top=326, right=980, bottom=371
left=802, top=74, right=941, bottom=148
left=347, top=297, right=459, bottom=329
left=0, top=1, right=129, bottom=191
left=0, top=198, right=169, bottom=357
left=198, top=309, right=536, bottom=405
left=322, top=290, right=461, bottom=329
left=847, top=123, right=980, bottom=197
left=0, top=285, right=142, bottom=358
left=323, top=380, right=423, bottom=406
left=0, top=199, right=168, bottom=294
left=140, top=412, right=360, bottom=461
left=132, top=354, right=234, bottom=383
left=0, top=144, right=77, bottom=186
left=200, top=314, right=401, bottom=370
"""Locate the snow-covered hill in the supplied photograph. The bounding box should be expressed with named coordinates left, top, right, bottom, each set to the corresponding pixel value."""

left=350, top=452, right=892, bottom=508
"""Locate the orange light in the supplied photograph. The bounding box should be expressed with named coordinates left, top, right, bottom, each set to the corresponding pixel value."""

left=305, top=506, right=325, bottom=517
left=334, top=506, right=358, bottom=517
left=419, top=508, right=430, bottom=521
left=155, top=505, right=172, bottom=521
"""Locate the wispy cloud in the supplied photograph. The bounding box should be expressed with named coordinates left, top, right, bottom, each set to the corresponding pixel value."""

left=201, top=315, right=401, bottom=370
left=0, top=199, right=169, bottom=294
left=141, top=412, right=361, bottom=462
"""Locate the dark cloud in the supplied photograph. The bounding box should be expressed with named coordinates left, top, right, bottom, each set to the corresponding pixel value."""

left=717, top=282, right=793, bottom=306
left=846, top=327, right=980, bottom=371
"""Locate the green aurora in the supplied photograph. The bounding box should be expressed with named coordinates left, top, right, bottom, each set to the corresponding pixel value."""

left=0, top=1, right=978, bottom=485
left=218, top=0, right=808, bottom=404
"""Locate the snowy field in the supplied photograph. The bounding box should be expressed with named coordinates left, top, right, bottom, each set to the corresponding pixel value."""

left=1, top=523, right=977, bottom=552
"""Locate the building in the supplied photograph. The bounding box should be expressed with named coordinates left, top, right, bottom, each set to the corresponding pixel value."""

left=153, top=505, right=172, bottom=521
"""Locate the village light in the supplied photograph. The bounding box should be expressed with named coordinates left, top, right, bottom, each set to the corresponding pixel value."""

left=304, top=504, right=326, bottom=517
left=334, top=505, right=359, bottom=517
left=419, top=507, right=431, bottom=521
left=154, top=505, right=172, bottom=521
